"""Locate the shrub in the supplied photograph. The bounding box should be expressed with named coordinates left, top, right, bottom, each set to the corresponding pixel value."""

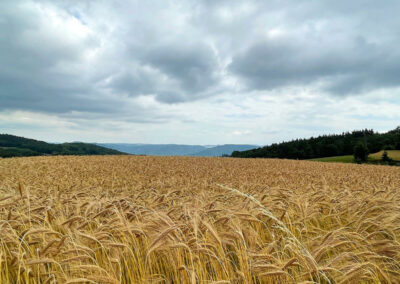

left=353, top=142, right=368, bottom=163
left=381, top=151, right=393, bottom=163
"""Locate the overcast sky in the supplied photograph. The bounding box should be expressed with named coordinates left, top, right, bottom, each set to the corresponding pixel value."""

left=1, top=0, right=400, bottom=144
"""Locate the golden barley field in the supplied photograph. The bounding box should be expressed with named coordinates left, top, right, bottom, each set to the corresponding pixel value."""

left=1, top=155, right=400, bottom=283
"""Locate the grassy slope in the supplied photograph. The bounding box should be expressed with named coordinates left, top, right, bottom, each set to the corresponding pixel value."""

left=310, top=155, right=355, bottom=163
left=369, top=150, right=400, bottom=160
left=311, top=150, right=400, bottom=163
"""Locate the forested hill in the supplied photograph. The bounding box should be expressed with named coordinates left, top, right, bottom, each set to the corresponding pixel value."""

left=0, top=134, right=124, bottom=158
left=231, top=127, right=400, bottom=159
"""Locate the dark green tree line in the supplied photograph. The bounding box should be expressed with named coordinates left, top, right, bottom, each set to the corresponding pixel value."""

left=232, top=127, right=400, bottom=159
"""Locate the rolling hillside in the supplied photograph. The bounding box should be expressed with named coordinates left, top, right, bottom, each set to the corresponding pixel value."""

left=0, top=134, right=124, bottom=158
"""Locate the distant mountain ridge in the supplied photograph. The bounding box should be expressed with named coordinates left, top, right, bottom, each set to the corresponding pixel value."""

left=0, top=134, right=258, bottom=158
left=191, top=144, right=257, bottom=156
left=98, top=143, right=258, bottom=157
left=0, top=134, right=124, bottom=158
left=98, top=143, right=205, bottom=156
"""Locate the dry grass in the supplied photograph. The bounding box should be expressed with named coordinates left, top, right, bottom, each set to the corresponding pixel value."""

left=0, top=155, right=400, bottom=283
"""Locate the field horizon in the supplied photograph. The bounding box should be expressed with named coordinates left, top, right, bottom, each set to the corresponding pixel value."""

left=1, top=155, right=400, bottom=283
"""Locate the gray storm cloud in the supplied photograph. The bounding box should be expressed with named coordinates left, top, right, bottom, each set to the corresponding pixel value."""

left=229, top=35, right=400, bottom=95
left=108, top=42, right=221, bottom=103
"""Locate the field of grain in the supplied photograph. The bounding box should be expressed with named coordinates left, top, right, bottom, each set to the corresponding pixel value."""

left=0, top=156, right=400, bottom=283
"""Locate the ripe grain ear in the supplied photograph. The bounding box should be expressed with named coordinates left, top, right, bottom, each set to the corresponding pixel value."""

left=18, top=180, right=23, bottom=197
